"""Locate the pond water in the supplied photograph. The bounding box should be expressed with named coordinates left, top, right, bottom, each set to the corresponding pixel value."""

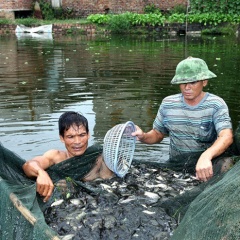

left=0, top=33, right=240, bottom=163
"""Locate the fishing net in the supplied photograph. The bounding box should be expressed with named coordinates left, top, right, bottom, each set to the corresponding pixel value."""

left=0, top=143, right=102, bottom=239
left=1, top=122, right=240, bottom=240
left=162, top=123, right=240, bottom=239
left=0, top=178, right=59, bottom=240
left=170, top=156, right=240, bottom=240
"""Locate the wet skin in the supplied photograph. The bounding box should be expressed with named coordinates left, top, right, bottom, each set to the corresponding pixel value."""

left=23, top=124, right=113, bottom=202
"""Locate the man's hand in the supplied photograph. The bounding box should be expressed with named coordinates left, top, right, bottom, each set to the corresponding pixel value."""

left=195, top=128, right=233, bottom=182
left=36, top=169, right=54, bottom=202
left=131, top=125, right=145, bottom=141
left=195, top=153, right=213, bottom=182
left=132, top=126, right=164, bottom=144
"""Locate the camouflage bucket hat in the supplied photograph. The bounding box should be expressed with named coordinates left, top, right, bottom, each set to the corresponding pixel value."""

left=171, top=57, right=217, bottom=84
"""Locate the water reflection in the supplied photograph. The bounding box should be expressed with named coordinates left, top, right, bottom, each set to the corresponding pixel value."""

left=0, top=34, right=239, bottom=162
left=16, top=32, right=53, bottom=41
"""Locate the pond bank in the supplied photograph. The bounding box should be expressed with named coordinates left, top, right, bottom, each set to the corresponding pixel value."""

left=0, top=23, right=97, bottom=35
left=1, top=22, right=239, bottom=36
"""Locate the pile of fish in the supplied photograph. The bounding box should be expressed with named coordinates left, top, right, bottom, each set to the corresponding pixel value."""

left=44, top=163, right=199, bottom=240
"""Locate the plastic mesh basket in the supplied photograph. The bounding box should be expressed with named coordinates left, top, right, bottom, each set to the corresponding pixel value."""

left=103, top=121, right=136, bottom=177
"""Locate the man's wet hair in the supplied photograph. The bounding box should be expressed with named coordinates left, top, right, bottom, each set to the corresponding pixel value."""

left=58, top=111, right=89, bottom=137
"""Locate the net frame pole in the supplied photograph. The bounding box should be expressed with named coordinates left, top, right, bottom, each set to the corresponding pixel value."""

left=9, top=192, right=60, bottom=240
left=10, top=193, right=37, bottom=225
left=0, top=175, right=61, bottom=240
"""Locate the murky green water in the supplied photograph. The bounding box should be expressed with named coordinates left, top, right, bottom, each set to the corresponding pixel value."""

left=0, top=33, right=239, bottom=162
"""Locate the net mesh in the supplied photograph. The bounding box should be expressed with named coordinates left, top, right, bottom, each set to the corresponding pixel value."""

left=0, top=143, right=102, bottom=239
left=0, top=122, right=239, bottom=239
left=166, top=123, right=240, bottom=239
left=0, top=178, right=59, bottom=240
left=103, top=121, right=136, bottom=177
left=170, top=155, right=240, bottom=240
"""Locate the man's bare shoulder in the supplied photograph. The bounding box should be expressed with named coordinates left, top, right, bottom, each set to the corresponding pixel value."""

left=42, top=149, right=67, bottom=164
left=23, top=149, right=68, bottom=174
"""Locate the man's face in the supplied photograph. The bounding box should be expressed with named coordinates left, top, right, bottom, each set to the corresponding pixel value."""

left=60, top=124, right=90, bottom=157
left=179, top=80, right=208, bottom=104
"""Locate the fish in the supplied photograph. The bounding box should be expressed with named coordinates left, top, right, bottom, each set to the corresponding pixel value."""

left=145, top=181, right=169, bottom=189
left=45, top=163, right=198, bottom=239
left=142, top=210, right=156, bottom=215
left=144, top=191, right=160, bottom=201
left=61, top=234, right=75, bottom=240
left=51, top=199, right=64, bottom=207
left=70, top=199, right=81, bottom=205
left=118, top=196, right=136, bottom=204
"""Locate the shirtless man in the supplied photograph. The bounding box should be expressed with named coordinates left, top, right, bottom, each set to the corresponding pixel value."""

left=23, top=111, right=113, bottom=202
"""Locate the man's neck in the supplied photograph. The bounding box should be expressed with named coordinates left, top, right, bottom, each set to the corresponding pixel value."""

left=184, top=92, right=206, bottom=106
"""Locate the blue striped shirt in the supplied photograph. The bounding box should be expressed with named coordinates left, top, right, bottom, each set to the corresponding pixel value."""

left=153, top=93, right=232, bottom=160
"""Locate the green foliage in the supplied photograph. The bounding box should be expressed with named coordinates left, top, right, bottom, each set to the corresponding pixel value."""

left=56, top=7, right=75, bottom=20
left=65, top=177, right=77, bottom=185
left=86, top=11, right=240, bottom=33
left=53, top=8, right=65, bottom=20
left=86, top=11, right=240, bottom=35
left=202, top=24, right=238, bottom=35
left=201, top=27, right=223, bottom=35
left=90, top=12, right=166, bottom=34
left=126, top=13, right=164, bottom=27
left=0, top=19, right=12, bottom=24
left=66, top=28, right=73, bottom=34
left=188, top=13, right=240, bottom=25
left=169, top=4, right=187, bottom=14
left=1, top=5, right=239, bottom=35
left=144, top=4, right=161, bottom=14
left=39, top=0, right=55, bottom=20
left=88, top=13, right=166, bottom=31
left=190, top=0, right=240, bottom=15
left=37, top=1, right=75, bottom=20
left=0, top=18, right=88, bottom=25
left=15, top=18, right=40, bottom=26
left=87, top=14, right=110, bottom=24
left=167, top=13, right=186, bottom=23
left=107, top=13, right=132, bottom=34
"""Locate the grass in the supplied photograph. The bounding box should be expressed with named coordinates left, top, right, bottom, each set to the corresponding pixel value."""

left=0, top=18, right=89, bottom=26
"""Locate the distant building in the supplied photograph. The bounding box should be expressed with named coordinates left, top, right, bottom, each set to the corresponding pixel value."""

left=0, top=0, right=33, bottom=19
left=0, top=0, right=187, bottom=19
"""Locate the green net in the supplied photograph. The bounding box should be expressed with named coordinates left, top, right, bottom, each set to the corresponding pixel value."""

left=0, top=179, right=59, bottom=240
left=0, top=143, right=102, bottom=239
left=158, top=154, right=234, bottom=218
left=170, top=156, right=240, bottom=240
left=168, top=123, right=240, bottom=239
left=1, top=123, right=240, bottom=239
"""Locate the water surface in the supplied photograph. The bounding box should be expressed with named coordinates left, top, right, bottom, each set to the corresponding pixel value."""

left=0, top=33, right=239, bottom=162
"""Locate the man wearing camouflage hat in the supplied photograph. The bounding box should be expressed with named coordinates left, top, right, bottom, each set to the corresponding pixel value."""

left=132, top=57, right=233, bottom=182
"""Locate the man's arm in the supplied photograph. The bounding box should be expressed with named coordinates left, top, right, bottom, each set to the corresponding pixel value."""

left=196, top=128, right=233, bottom=182
left=83, top=155, right=114, bottom=181
left=23, top=150, right=56, bottom=202
left=132, top=125, right=164, bottom=144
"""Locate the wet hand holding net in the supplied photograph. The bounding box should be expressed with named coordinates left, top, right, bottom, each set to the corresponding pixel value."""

left=103, top=121, right=136, bottom=177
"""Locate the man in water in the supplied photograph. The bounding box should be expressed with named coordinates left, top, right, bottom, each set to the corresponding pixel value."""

left=132, top=57, right=233, bottom=182
left=23, top=111, right=113, bottom=202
